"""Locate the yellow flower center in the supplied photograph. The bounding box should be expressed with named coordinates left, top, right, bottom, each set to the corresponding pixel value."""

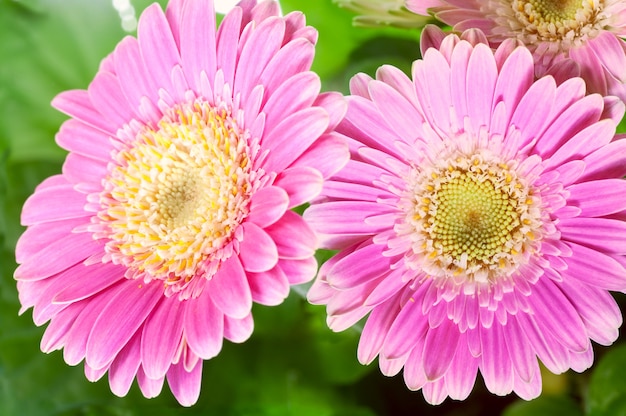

left=402, top=150, right=543, bottom=284
left=509, top=0, right=604, bottom=43
left=97, top=100, right=254, bottom=293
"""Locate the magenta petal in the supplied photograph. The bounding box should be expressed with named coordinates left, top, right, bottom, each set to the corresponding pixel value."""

left=327, top=242, right=390, bottom=289
left=166, top=358, right=202, bottom=407
left=15, top=232, right=102, bottom=280
left=239, top=222, right=279, bottom=273
left=383, top=288, right=430, bottom=359
left=63, top=286, right=125, bottom=365
left=247, top=266, right=290, bottom=306
left=141, top=297, right=185, bottom=380
left=278, top=257, right=317, bottom=285
left=273, top=166, right=323, bottom=208
left=358, top=300, right=400, bottom=364
left=423, top=319, right=461, bottom=381
left=503, top=316, right=536, bottom=382
left=185, top=289, right=224, bottom=360
left=109, top=332, right=142, bottom=397
left=247, top=186, right=289, bottom=228
left=86, top=281, right=163, bottom=370
left=265, top=210, right=317, bottom=260
left=21, top=184, right=88, bottom=225
left=515, top=313, right=569, bottom=374
left=444, top=340, right=479, bottom=401
left=137, top=367, right=164, bottom=398
left=209, top=255, right=252, bottom=319
left=223, top=313, right=254, bottom=343
left=479, top=322, right=514, bottom=396
left=53, top=262, right=124, bottom=304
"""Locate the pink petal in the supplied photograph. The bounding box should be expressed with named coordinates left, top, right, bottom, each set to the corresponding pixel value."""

left=56, top=119, right=114, bottom=162
left=503, top=316, right=536, bottom=383
left=259, top=38, right=315, bottom=100
left=239, top=222, right=279, bottom=273
left=444, top=340, right=479, bottom=401
left=109, top=331, right=142, bottom=397
left=273, top=166, right=323, bottom=208
left=479, top=322, right=514, bottom=395
left=113, top=36, right=159, bottom=112
left=223, top=313, right=254, bottom=343
left=209, top=255, right=252, bottom=319
left=559, top=217, right=626, bottom=254
left=184, top=289, right=224, bottom=360
left=166, top=357, right=202, bottom=407
left=86, top=281, right=163, bottom=370
left=563, top=242, right=626, bottom=291
left=262, top=71, right=320, bottom=134
left=141, top=297, right=185, bottom=379
left=423, top=318, right=461, bottom=381
left=358, top=299, right=400, bottom=364
left=234, top=17, right=285, bottom=99
left=137, top=3, right=181, bottom=93
left=215, top=5, right=243, bottom=88
left=289, top=132, right=349, bottom=179
left=15, top=232, right=102, bottom=280
left=52, top=90, right=114, bottom=134
left=137, top=367, right=164, bottom=398
left=180, top=0, right=216, bottom=90
left=278, top=257, right=317, bottom=285
left=515, top=313, right=569, bottom=374
left=247, top=186, right=289, bottom=228
left=466, top=43, right=498, bottom=132
left=265, top=210, right=317, bottom=260
left=578, top=138, right=626, bottom=182
left=567, top=178, right=626, bottom=217
left=246, top=266, right=290, bottom=306
left=53, top=262, right=124, bottom=304
left=327, top=242, right=390, bottom=289
left=21, top=184, right=88, bottom=225
left=261, top=107, right=329, bottom=174
left=382, top=286, right=430, bottom=359
left=15, top=217, right=88, bottom=266
left=368, top=79, right=420, bottom=141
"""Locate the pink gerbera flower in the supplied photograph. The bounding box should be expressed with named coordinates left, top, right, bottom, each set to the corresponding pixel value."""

left=14, top=0, right=348, bottom=406
left=406, top=0, right=626, bottom=101
left=305, top=28, right=626, bottom=404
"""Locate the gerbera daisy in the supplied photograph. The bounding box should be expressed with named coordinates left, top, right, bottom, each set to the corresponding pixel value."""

left=15, top=0, right=348, bottom=406
left=335, top=0, right=433, bottom=28
left=406, top=0, right=626, bottom=101
left=305, top=28, right=626, bottom=404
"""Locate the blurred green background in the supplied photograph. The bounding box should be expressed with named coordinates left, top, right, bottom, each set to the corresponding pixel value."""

left=1, top=0, right=626, bottom=415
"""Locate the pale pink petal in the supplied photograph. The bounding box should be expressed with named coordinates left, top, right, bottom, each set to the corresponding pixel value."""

left=180, top=0, right=216, bottom=90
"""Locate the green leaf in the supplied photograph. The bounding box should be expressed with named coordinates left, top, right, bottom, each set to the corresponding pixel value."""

left=503, top=396, right=583, bottom=416
left=587, top=344, right=626, bottom=416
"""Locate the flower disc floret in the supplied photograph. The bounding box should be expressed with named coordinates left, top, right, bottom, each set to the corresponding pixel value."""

left=400, top=148, right=542, bottom=284
left=96, top=100, right=257, bottom=295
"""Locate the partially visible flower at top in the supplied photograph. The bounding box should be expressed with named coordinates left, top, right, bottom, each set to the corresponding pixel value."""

left=335, top=0, right=433, bottom=28
left=305, top=27, right=626, bottom=404
left=406, top=0, right=626, bottom=101
left=14, top=0, right=347, bottom=406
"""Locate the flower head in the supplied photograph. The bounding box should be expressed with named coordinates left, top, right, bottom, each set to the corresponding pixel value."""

left=15, top=0, right=348, bottom=406
left=406, top=0, right=626, bottom=100
left=305, top=29, right=626, bottom=404
left=335, top=0, right=433, bottom=28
